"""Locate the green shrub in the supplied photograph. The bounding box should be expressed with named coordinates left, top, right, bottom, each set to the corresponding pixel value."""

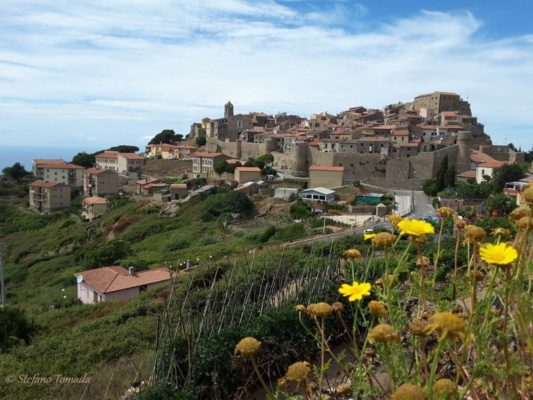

left=75, top=240, right=132, bottom=269
left=165, top=238, right=191, bottom=251
left=289, top=201, right=313, bottom=219
left=201, top=191, right=254, bottom=221
left=272, top=223, right=306, bottom=242
left=258, top=225, right=276, bottom=243
left=0, top=307, right=38, bottom=352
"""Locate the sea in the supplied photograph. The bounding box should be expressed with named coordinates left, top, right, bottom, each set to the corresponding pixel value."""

left=0, top=145, right=101, bottom=171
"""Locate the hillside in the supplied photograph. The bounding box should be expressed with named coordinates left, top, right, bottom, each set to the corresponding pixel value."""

left=0, top=186, right=339, bottom=399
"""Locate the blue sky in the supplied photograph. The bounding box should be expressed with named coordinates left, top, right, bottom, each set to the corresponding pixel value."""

left=0, top=0, right=532, bottom=151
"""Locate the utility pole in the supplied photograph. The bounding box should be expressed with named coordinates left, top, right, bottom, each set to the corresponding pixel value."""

left=0, top=246, right=5, bottom=307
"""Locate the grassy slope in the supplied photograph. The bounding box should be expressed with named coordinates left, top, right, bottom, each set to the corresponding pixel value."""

left=0, top=198, right=262, bottom=400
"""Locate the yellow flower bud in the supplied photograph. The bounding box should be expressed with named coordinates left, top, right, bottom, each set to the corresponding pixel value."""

left=368, top=323, right=400, bottom=344
left=235, top=337, right=261, bottom=358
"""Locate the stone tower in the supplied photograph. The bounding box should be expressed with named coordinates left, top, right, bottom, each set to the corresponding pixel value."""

left=456, top=131, right=473, bottom=173
left=224, top=101, right=234, bottom=119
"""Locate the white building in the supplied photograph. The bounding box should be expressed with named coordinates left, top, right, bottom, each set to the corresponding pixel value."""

left=299, top=187, right=336, bottom=204
left=74, top=266, right=172, bottom=304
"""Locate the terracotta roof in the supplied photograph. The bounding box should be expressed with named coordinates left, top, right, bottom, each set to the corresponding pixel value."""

left=34, top=159, right=83, bottom=169
left=309, top=165, right=344, bottom=172
left=170, top=183, right=187, bottom=189
left=393, top=129, right=410, bottom=136
left=85, top=167, right=112, bottom=175
left=75, top=266, right=172, bottom=293
left=470, top=150, right=497, bottom=164
left=143, top=183, right=167, bottom=190
left=478, top=160, right=506, bottom=168
left=119, top=153, right=144, bottom=160
left=236, top=167, right=261, bottom=172
left=136, top=177, right=161, bottom=185
left=189, top=152, right=225, bottom=158
left=226, top=159, right=245, bottom=165
left=96, top=151, right=119, bottom=160
left=30, top=180, right=65, bottom=188
left=83, top=196, right=109, bottom=205
left=441, top=111, right=458, bottom=117
left=457, top=170, right=476, bottom=178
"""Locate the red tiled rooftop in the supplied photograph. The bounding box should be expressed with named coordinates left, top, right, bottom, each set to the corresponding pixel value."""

left=83, top=196, right=109, bottom=205
left=236, top=167, right=261, bottom=172
left=34, top=159, right=83, bottom=169
left=85, top=167, right=112, bottom=175
left=457, top=170, right=476, bottom=178
left=170, top=183, right=187, bottom=189
left=120, top=153, right=144, bottom=160
left=75, top=266, right=173, bottom=293
left=96, top=151, right=119, bottom=159
left=30, top=180, right=66, bottom=188
left=309, top=165, right=344, bottom=172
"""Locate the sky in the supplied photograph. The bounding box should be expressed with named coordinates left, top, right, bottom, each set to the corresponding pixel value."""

left=0, top=0, right=532, bottom=152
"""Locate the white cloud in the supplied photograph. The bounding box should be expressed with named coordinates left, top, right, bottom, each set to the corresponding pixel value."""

left=0, top=1, right=532, bottom=149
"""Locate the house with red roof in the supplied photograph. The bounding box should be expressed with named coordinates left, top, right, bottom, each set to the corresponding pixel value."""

left=29, top=180, right=71, bottom=212
left=95, top=151, right=144, bottom=174
left=32, top=159, right=84, bottom=187
left=83, top=167, right=119, bottom=197
left=74, top=266, right=173, bottom=304
left=82, top=196, right=110, bottom=220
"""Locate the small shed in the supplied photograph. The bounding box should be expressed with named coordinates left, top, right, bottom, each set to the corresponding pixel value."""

left=299, top=187, right=336, bottom=204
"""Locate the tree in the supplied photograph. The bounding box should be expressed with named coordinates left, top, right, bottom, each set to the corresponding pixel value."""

left=290, top=201, right=314, bottom=219
left=491, top=163, right=527, bottom=192
left=201, top=190, right=254, bottom=221
left=214, top=160, right=228, bottom=175
left=455, top=181, right=493, bottom=200
left=195, top=135, right=207, bottom=147
left=0, top=307, right=37, bottom=352
left=71, top=152, right=97, bottom=168
left=2, top=162, right=31, bottom=182
left=108, top=145, right=139, bottom=153
left=148, top=129, right=182, bottom=145
left=435, top=155, right=449, bottom=191
left=485, top=193, right=516, bottom=216
left=422, top=179, right=439, bottom=197
left=257, top=153, right=274, bottom=164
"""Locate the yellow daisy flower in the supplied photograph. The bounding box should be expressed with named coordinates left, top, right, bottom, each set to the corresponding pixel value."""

left=364, top=233, right=377, bottom=240
left=479, top=242, right=518, bottom=266
left=338, top=281, right=371, bottom=302
left=397, top=219, right=435, bottom=237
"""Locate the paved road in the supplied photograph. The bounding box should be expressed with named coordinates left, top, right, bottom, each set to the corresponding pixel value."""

left=283, top=189, right=435, bottom=247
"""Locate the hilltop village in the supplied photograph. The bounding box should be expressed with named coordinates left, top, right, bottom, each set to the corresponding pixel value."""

left=26, top=91, right=529, bottom=221
left=1, top=91, right=532, bottom=400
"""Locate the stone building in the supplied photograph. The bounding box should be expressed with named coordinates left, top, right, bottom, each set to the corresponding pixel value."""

left=413, top=92, right=471, bottom=116
left=190, top=152, right=228, bottom=175
left=309, top=165, right=344, bottom=189
left=29, top=180, right=71, bottom=212
left=83, top=196, right=110, bottom=220
left=234, top=166, right=261, bottom=184
left=83, top=168, right=119, bottom=197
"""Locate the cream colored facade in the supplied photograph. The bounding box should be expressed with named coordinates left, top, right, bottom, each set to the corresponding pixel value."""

left=234, top=167, right=261, bottom=183
left=29, top=181, right=71, bottom=212
left=190, top=152, right=227, bottom=175
left=95, top=152, right=144, bottom=174
left=309, top=166, right=344, bottom=189
left=32, top=160, right=83, bottom=187
left=83, top=168, right=119, bottom=196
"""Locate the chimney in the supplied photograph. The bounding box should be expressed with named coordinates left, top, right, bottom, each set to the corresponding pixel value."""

left=128, top=267, right=135, bottom=276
